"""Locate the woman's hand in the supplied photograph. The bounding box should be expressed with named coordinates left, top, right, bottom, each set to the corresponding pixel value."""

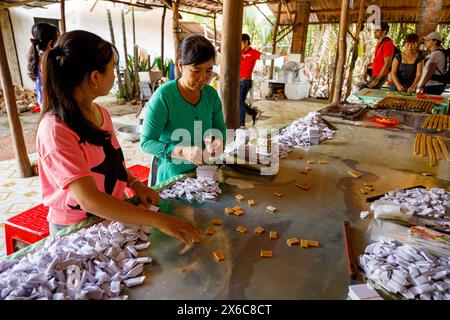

left=182, top=146, right=203, bottom=164
left=154, top=213, right=202, bottom=246
left=171, top=146, right=203, bottom=165
left=407, top=86, right=416, bottom=93
left=133, top=182, right=160, bottom=207
left=396, top=84, right=405, bottom=92
left=204, top=137, right=224, bottom=162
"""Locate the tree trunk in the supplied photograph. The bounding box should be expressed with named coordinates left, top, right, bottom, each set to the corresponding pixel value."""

left=107, top=9, right=124, bottom=98
left=220, top=0, right=244, bottom=129
left=132, top=7, right=139, bottom=100
left=0, top=24, right=32, bottom=177
left=161, top=6, right=166, bottom=77
left=417, top=0, right=443, bottom=39
left=269, top=1, right=282, bottom=80
left=332, top=0, right=350, bottom=103
left=121, top=9, right=132, bottom=100
left=345, top=1, right=365, bottom=99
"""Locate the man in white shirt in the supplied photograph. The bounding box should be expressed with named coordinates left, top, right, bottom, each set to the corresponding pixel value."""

left=418, top=32, right=447, bottom=95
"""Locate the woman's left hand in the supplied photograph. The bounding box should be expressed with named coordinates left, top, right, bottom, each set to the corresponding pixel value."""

left=407, top=86, right=415, bottom=93
left=133, top=182, right=160, bottom=207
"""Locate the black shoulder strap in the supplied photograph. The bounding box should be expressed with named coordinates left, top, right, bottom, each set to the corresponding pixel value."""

left=375, top=37, right=388, bottom=57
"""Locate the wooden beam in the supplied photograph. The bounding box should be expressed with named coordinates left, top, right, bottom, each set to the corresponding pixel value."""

left=254, top=3, right=274, bottom=26
left=269, top=1, right=282, bottom=80
left=0, top=0, right=36, bottom=10
left=220, top=0, right=244, bottom=129
left=0, top=23, right=32, bottom=177
left=172, top=0, right=181, bottom=78
left=332, top=0, right=350, bottom=103
left=60, top=0, right=66, bottom=33
left=310, top=6, right=450, bottom=14
left=281, top=0, right=294, bottom=26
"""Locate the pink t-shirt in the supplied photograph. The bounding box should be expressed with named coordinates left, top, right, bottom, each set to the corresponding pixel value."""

left=36, top=105, right=127, bottom=225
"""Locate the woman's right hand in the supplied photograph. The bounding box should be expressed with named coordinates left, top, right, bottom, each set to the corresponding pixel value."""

left=181, top=146, right=203, bottom=165
left=155, top=213, right=201, bottom=245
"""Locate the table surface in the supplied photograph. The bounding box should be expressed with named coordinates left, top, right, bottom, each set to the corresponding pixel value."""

left=125, top=128, right=449, bottom=299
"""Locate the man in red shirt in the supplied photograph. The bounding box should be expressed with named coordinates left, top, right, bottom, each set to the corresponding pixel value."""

left=240, top=33, right=283, bottom=128
left=363, top=22, right=395, bottom=89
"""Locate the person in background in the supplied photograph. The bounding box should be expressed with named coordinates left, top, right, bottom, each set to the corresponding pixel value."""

left=37, top=30, right=200, bottom=245
left=390, top=33, right=424, bottom=93
left=240, top=33, right=284, bottom=128
left=418, top=32, right=447, bottom=95
left=140, top=35, right=227, bottom=186
left=27, top=23, right=60, bottom=108
left=361, top=22, right=396, bottom=89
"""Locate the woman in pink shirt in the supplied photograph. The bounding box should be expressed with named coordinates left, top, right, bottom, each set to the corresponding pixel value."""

left=37, top=30, right=200, bottom=246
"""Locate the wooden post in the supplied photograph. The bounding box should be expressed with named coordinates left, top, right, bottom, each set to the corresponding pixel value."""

left=332, top=0, right=350, bottom=103
left=220, top=0, right=244, bottom=129
left=268, top=1, right=282, bottom=80
left=345, top=0, right=365, bottom=100
left=161, top=6, right=166, bottom=77
left=107, top=9, right=124, bottom=98
left=172, top=0, right=181, bottom=78
left=291, top=1, right=310, bottom=62
left=0, top=24, right=32, bottom=177
left=60, top=0, right=66, bottom=33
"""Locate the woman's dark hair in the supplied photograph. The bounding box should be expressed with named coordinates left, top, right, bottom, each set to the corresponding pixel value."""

left=27, top=23, right=59, bottom=81
left=41, top=30, right=118, bottom=146
left=242, top=33, right=251, bottom=45
left=178, top=35, right=216, bottom=66
left=404, top=33, right=419, bottom=45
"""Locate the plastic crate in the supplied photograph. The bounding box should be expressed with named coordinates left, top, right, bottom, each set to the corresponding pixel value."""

left=124, top=164, right=150, bottom=198
left=4, top=204, right=49, bottom=255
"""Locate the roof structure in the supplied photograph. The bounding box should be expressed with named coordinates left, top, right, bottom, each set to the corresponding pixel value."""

left=267, top=0, right=450, bottom=25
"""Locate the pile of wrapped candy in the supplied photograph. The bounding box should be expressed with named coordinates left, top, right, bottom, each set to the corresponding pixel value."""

left=0, top=221, right=152, bottom=300
left=276, top=112, right=335, bottom=158
left=359, top=239, right=450, bottom=300
left=379, top=188, right=449, bottom=219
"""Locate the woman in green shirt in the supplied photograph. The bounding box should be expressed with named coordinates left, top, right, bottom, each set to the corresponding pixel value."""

left=141, top=35, right=227, bottom=186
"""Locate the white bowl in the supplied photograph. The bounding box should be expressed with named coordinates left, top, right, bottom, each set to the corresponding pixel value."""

left=116, top=125, right=141, bottom=142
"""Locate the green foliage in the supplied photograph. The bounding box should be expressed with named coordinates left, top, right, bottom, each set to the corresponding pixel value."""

left=242, top=6, right=291, bottom=53
left=114, top=86, right=126, bottom=99
left=151, top=56, right=174, bottom=78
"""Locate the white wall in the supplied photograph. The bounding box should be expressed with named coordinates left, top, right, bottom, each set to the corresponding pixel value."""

left=9, top=0, right=175, bottom=90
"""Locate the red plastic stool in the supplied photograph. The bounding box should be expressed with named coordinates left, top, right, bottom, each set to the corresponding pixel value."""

left=125, top=164, right=150, bottom=198
left=4, top=203, right=49, bottom=255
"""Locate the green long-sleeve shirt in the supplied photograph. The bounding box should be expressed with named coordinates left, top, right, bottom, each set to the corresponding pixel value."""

left=140, top=79, right=227, bottom=186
